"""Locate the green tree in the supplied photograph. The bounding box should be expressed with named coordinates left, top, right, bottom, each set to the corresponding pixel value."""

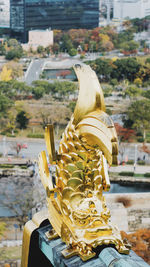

left=125, top=99, right=150, bottom=140
left=16, top=110, right=29, bottom=129
left=5, top=48, right=23, bottom=60
left=0, top=222, right=6, bottom=240
left=145, top=57, right=150, bottom=64
left=111, top=58, right=141, bottom=82
left=0, top=95, right=12, bottom=118
left=60, top=34, right=73, bottom=52
left=68, top=101, right=76, bottom=112
left=32, top=86, right=45, bottom=99
left=0, top=44, right=6, bottom=55
left=37, top=45, right=44, bottom=54
left=85, top=58, right=114, bottom=82
left=68, top=48, right=77, bottom=57
left=121, top=40, right=139, bottom=52
left=142, top=89, right=150, bottom=99
left=32, top=80, right=53, bottom=94
left=125, top=86, right=142, bottom=98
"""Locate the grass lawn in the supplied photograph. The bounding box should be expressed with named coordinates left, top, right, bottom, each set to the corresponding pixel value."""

left=0, top=246, right=22, bottom=261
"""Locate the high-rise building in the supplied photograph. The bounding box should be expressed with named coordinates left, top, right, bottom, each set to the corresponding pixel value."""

left=113, top=0, right=150, bottom=20
left=0, top=0, right=10, bottom=28
left=10, top=0, right=100, bottom=43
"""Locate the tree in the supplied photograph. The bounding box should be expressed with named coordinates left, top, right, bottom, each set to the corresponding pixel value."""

left=68, top=101, right=76, bottom=112
left=5, top=61, right=23, bottom=79
left=68, top=48, right=77, bottom=57
left=142, top=90, right=150, bottom=99
left=60, top=34, right=73, bottom=52
left=86, top=58, right=114, bottom=82
left=0, top=66, right=12, bottom=81
left=125, top=86, right=142, bottom=98
left=145, top=57, right=150, bottom=64
left=56, top=70, right=71, bottom=79
left=11, top=142, right=27, bottom=156
left=125, top=99, right=150, bottom=140
left=6, top=112, right=16, bottom=135
left=0, top=95, right=12, bottom=118
left=139, top=143, right=150, bottom=160
left=0, top=222, right=6, bottom=240
left=133, top=78, right=142, bottom=87
left=111, top=58, right=141, bottom=82
left=32, top=86, right=45, bottom=99
left=37, top=45, right=44, bottom=54
left=16, top=110, right=30, bottom=129
left=121, top=229, right=150, bottom=264
left=115, top=123, right=136, bottom=143
left=5, top=48, right=23, bottom=60
left=121, top=40, right=139, bottom=53
left=0, top=44, right=6, bottom=55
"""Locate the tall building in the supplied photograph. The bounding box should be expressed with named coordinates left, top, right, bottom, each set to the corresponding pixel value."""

left=113, top=0, right=150, bottom=20
left=0, top=0, right=10, bottom=28
left=10, top=0, right=100, bottom=43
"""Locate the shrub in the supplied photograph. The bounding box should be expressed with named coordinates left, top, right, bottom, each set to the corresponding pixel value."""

left=69, top=48, right=77, bottom=57
left=6, top=133, right=16, bottom=137
left=27, top=133, right=44, bottom=138
left=144, top=173, right=150, bottom=178
left=137, top=160, right=145, bottom=165
left=137, top=137, right=144, bottom=143
left=20, top=165, right=28, bottom=169
left=115, top=196, right=132, bottom=207
left=0, top=164, right=14, bottom=168
left=126, top=160, right=134, bottom=165
left=119, top=171, right=134, bottom=176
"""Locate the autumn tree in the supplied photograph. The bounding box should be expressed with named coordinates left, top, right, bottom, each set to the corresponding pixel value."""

left=56, top=70, right=71, bottom=79
left=5, top=61, right=23, bottom=79
left=0, top=222, right=6, bottom=240
left=139, top=143, right=150, bottom=160
left=115, top=123, right=136, bottom=143
left=121, top=229, right=150, bottom=264
left=0, top=66, right=12, bottom=81
left=11, top=142, right=27, bottom=156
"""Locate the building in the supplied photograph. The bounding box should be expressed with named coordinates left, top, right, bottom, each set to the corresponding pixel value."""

left=113, top=0, right=150, bottom=20
left=10, top=0, right=100, bottom=43
left=0, top=0, right=10, bottom=28
left=22, top=29, right=53, bottom=50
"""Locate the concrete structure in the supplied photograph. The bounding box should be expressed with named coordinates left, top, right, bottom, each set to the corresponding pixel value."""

left=0, top=0, right=10, bottom=28
left=28, top=29, right=53, bottom=49
left=114, top=0, right=150, bottom=20
left=22, top=29, right=53, bottom=51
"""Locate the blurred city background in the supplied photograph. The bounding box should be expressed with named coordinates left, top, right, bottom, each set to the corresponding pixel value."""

left=0, top=0, right=150, bottom=266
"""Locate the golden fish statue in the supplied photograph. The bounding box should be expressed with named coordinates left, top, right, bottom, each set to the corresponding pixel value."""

left=38, top=64, right=129, bottom=261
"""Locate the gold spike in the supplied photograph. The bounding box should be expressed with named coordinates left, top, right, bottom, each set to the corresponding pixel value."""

left=45, top=124, right=56, bottom=164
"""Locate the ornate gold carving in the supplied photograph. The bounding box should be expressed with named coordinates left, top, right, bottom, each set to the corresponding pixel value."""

left=39, top=65, right=129, bottom=261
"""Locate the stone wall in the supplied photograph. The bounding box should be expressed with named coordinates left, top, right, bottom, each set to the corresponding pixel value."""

left=106, top=193, right=150, bottom=232
left=128, top=208, right=150, bottom=232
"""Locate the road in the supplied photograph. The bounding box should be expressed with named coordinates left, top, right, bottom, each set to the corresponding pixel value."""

left=0, top=138, right=149, bottom=163
left=0, top=138, right=60, bottom=159
left=25, top=58, right=45, bottom=85
left=24, top=52, right=118, bottom=85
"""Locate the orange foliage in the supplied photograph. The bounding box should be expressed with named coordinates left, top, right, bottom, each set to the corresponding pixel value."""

left=121, top=229, right=150, bottom=264
left=115, top=123, right=136, bottom=142
left=139, top=143, right=150, bottom=155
